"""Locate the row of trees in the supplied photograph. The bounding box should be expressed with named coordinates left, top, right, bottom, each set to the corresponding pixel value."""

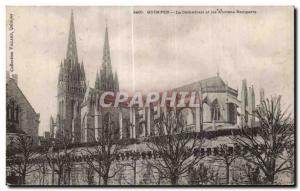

left=6, top=96, right=294, bottom=185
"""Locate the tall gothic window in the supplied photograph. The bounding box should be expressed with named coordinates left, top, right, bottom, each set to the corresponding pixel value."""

left=70, top=100, right=74, bottom=119
left=103, top=112, right=111, bottom=136
left=6, top=99, right=20, bottom=123
left=123, top=118, right=130, bottom=138
left=61, top=100, right=63, bottom=117
left=6, top=103, right=10, bottom=121
left=59, top=101, right=61, bottom=117
left=11, top=100, right=15, bottom=121
left=82, top=114, right=86, bottom=140
left=15, top=105, right=19, bottom=122
left=228, top=103, right=236, bottom=124
left=211, top=100, right=221, bottom=121
left=180, top=108, right=194, bottom=132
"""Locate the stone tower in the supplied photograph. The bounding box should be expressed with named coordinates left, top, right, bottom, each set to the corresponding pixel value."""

left=240, top=79, right=256, bottom=127
left=240, top=79, right=248, bottom=127
left=95, top=25, right=119, bottom=92
left=91, top=24, right=120, bottom=142
left=260, top=88, right=265, bottom=103
left=247, top=85, right=255, bottom=127
left=56, top=11, right=86, bottom=142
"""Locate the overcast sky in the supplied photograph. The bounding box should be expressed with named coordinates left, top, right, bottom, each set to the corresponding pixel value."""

left=6, top=6, right=294, bottom=135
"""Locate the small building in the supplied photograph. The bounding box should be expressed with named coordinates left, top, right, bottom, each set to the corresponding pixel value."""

left=6, top=72, right=40, bottom=145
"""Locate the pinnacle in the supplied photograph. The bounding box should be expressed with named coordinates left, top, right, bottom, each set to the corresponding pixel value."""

left=66, top=10, right=78, bottom=65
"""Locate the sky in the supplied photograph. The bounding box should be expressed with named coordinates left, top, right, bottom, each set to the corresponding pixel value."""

left=6, top=6, right=294, bottom=135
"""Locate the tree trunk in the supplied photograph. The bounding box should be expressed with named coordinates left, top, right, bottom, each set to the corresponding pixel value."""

left=289, top=160, right=294, bottom=184
left=51, top=168, right=54, bottom=185
left=57, top=174, right=62, bottom=185
left=266, top=173, right=275, bottom=185
left=170, top=175, right=179, bottom=185
left=42, top=172, right=45, bottom=185
left=68, top=169, right=71, bottom=185
left=266, top=159, right=276, bottom=184
left=98, top=173, right=101, bottom=185
left=133, top=160, right=136, bottom=185
left=103, top=177, right=108, bottom=185
left=225, top=164, right=230, bottom=185
left=103, top=174, right=109, bottom=185
left=21, top=172, right=26, bottom=184
left=22, top=164, right=27, bottom=184
left=158, top=171, right=161, bottom=185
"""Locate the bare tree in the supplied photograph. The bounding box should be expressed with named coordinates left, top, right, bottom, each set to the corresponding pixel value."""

left=286, top=139, right=295, bottom=184
left=139, top=161, right=154, bottom=185
left=6, top=135, right=37, bottom=184
left=121, top=154, right=138, bottom=185
left=81, top=112, right=123, bottom=185
left=80, top=164, right=95, bottom=185
left=45, top=134, right=75, bottom=185
left=243, top=163, right=261, bottom=184
left=188, top=163, right=220, bottom=185
left=36, top=159, right=48, bottom=185
left=232, top=96, right=294, bottom=184
left=209, top=144, right=239, bottom=185
left=145, top=109, right=204, bottom=185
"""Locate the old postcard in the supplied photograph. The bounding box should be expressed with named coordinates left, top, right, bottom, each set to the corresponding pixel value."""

left=6, top=6, right=295, bottom=186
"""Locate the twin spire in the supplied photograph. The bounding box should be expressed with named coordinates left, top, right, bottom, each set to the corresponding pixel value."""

left=59, top=10, right=119, bottom=92
left=58, top=10, right=85, bottom=83
left=66, top=10, right=78, bottom=65
left=95, top=20, right=119, bottom=92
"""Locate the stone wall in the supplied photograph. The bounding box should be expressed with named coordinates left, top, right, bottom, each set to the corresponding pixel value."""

left=6, top=78, right=40, bottom=144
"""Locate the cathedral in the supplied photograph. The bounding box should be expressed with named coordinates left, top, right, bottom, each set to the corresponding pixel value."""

left=19, top=10, right=292, bottom=186
left=49, top=11, right=263, bottom=144
left=49, top=11, right=119, bottom=143
left=7, top=9, right=293, bottom=186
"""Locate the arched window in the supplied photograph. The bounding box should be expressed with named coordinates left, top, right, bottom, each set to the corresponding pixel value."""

left=103, top=112, right=111, bottom=125
left=11, top=100, right=15, bottom=121
left=15, top=105, right=19, bottom=122
left=62, top=100, right=65, bottom=118
left=6, top=103, right=10, bottom=121
left=211, top=100, right=221, bottom=121
left=123, top=118, right=130, bottom=138
left=81, top=114, right=86, bottom=140
left=180, top=108, right=194, bottom=131
left=228, top=103, right=236, bottom=124
left=103, top=112, right=112, bottom=135
left=138, top=122, right=146, bottom=137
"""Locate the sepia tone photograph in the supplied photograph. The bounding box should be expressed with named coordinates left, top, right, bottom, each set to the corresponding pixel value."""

left=6, top=6, right=295, bottom=186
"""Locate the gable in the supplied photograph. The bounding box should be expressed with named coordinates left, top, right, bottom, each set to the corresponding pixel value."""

left=6, top=78, right=37, bottom=115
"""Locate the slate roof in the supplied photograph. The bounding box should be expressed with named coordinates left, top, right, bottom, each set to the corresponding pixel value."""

left=174, top=75, right=227, bottom=92
left=200, top=76, right=226, bottom=88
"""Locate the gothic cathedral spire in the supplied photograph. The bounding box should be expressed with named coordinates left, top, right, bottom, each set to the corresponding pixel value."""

left=102, top=25, right=111, bottom=70
left=55, top=10, right=86, bottom=143
left=95, top=70, right=100, bottom=90
left=114, top=72, right=119, bottom=91
left=66, top=10, right=78, bottom=65
left=95, top=23, right=119, bottom=92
